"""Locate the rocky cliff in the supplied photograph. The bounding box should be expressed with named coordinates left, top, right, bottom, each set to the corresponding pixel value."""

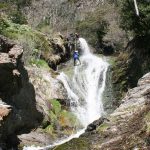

left=0, top=35, right=42, bottom=149
left=55, top=72, right=150, bottom=149
left=0, top=35, right=73, bottom=149
left=111, top=35, right=150, bottom=105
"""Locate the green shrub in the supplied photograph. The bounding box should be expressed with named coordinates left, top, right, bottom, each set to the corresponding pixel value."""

left=0, top=17, right=10, bottom=34
left=0, top=2, right=10, bottom=9
left=30, top=58, right=49, bottom=69
left=44, top=125, right=55, bottom=136
left=11, top=0, right=31, bottom=8
left=45, top=99, right=81, bottom=135
left=9, top=10, right=27, bottom=24
left=51, top=99, right=62, bottom=116
left=0, top=17, right=53, bottom=65
left=37, top=17, right=51, bottom=29
left=36, top=17, right=53, bottom=35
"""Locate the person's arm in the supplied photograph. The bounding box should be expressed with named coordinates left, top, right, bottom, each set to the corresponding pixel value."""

left=74, top=39, right=77, bottom=51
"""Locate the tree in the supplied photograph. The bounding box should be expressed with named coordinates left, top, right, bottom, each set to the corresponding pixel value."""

left=119, top=0, right=150, bottom=36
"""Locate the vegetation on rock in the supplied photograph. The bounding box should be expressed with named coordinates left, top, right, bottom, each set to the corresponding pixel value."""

left=0, top=17, right=53, bottom=65
left=54, top=137, right=90, bottom=150
left=44, top=99, right=81, bottom=137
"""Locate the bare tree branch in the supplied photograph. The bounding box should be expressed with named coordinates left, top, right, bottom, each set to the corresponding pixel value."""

left=134, top=0, right=139, bottom=16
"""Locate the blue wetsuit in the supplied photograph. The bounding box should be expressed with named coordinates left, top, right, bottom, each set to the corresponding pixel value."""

left=73, top=51, right=81, bottom=66
left=73, top=51, right=79, bottom=60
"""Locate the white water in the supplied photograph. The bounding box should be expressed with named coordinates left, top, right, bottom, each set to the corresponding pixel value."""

left=23, top=38, right=109, bottom=150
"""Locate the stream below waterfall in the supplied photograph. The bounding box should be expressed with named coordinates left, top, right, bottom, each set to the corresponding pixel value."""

left=23, top=38, right=109, bottom=150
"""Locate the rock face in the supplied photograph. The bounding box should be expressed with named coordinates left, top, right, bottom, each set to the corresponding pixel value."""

left=41, top=34, right=71, bottom=70
left=0, top=35, right=23, bottom=96
left=0, top=36, right=68, bottom=149
left=95, top=72, right=150, bottom=149
left=0, top=35, right=42, bottom=149
left=55, top=72, right=150, bottom=150
left=111, top=36, right=150, bottom=104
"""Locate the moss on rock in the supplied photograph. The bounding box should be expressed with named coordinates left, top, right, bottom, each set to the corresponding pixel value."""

left=43, top=99, right=81, bottom=138
left=97, top=123, right=109, bottom=133
left=54, top=137, right=90, bottom=150
left=144, top=111, right=150, bottom=135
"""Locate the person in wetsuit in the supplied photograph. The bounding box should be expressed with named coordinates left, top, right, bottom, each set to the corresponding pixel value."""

left=73, top=50, right=81, bottom=66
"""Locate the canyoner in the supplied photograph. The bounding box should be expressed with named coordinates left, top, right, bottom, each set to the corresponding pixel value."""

left=73, top=33, right=81, bottom=66
left=23, top=38, right=109, bottom=150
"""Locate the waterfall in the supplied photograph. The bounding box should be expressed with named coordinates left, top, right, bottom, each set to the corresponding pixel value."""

left=62, top=38, right=109, bottom=126
left=23, top=38, right=109, bottom=150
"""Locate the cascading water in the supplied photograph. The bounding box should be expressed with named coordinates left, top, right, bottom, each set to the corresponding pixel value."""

left=23, top=38, right=109, bottom=150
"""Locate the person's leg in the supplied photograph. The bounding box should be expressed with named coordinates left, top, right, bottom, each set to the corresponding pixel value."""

left=74, top=59, right=76, bottom=66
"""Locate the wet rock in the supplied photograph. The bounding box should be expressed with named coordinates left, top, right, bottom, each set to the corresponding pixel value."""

left=27, top=67, right=68, bottom=118
left=0, top=35, right=14, bottom=53
left=138, top=72, right=150, bottom=86
left=85, top=117, right=106, bottom=132
left=18, top=130, right=53, bottom=147
left=111, top=36, right=150, bottom=104
left=103, top=66, right=118, bottom=114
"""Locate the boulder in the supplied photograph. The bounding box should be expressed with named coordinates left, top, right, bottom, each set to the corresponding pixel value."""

left=85, top=117, right=106, bottom=132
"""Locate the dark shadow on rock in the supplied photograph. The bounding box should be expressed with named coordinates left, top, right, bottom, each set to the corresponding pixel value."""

left=0, top=62, right=43, bottom=149
left=102, top=41, right=115, bottom=55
